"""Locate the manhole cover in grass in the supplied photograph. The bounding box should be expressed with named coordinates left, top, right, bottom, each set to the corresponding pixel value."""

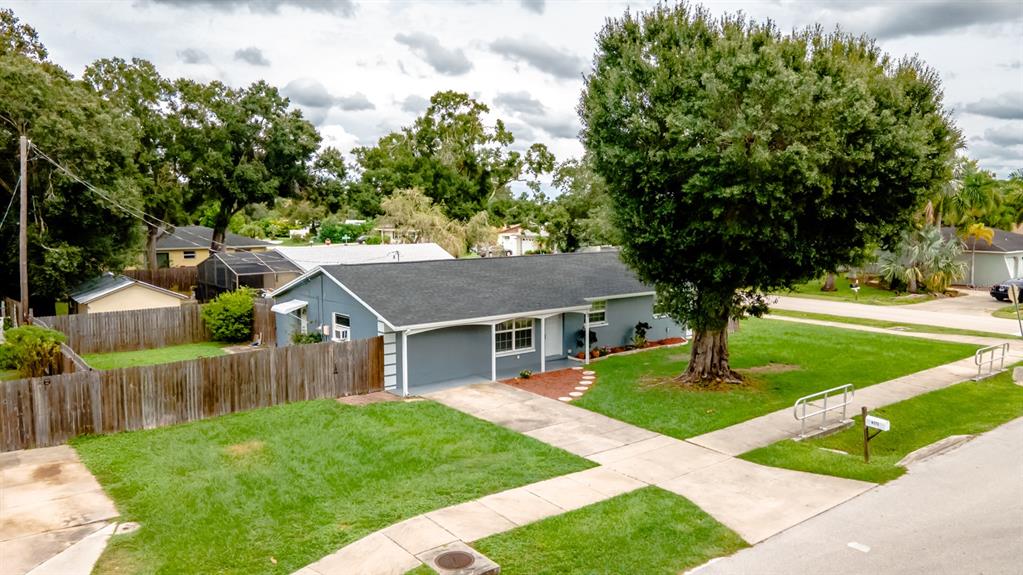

left=435, top=550, right=476, bottom=569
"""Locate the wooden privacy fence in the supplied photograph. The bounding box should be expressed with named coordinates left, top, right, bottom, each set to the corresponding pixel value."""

left=0, top=337, right=383, bottom=452
left=122, top=267, right=198, bottom=293
left=253, top=298, right=277, bottom=346
left=34, top=304, right=211, bottom=354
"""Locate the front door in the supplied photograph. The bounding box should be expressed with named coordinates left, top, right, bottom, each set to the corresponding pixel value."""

left=545, top=314, right=562, bottom=356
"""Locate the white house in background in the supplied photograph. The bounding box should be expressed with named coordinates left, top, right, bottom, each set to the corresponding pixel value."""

left=270, top=243, right=453, bottom=271
left=498, top=225, right=548, bottom=256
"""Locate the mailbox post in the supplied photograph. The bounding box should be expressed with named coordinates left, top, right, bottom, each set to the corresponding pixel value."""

left=861, top=406, right=890, bottom=463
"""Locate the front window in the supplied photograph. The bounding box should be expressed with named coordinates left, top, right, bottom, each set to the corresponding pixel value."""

left=588, top=300, right=607, bottom=325
left=332, top=313, right=351, bottom=342
left=495, top=318, right=533, bottom=354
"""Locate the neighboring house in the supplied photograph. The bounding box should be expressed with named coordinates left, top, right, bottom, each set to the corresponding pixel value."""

left=272, top=243, right=453, bottom=271
left=270, top=251, right=684, bottom=396
left=196, top=251, right=304, bottom=302
left=70, top=272, right=189, bottom=314
left=497, top=224, right=548, bottom=256
left=372, top=225, right=420, bottom=244
left=941, top=226, right=1023, bottom=287
left=155, top=225, right=271, bottom=268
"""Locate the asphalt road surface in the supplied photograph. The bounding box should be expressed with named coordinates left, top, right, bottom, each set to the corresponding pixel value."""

left=693, top=417, right=1023, bottom=575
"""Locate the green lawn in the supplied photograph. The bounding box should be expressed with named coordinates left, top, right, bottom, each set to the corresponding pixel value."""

left=576, top=319, right=978, bottom=439
left=781, top=276, right=932, bottom=305
left=992, top=303, right=1023, bottom=321
left=73, top=399, right=591, bottom=575
left=740, top=369, right=1023, bottom=483
left=83, top=341, right=229, bottom=370
left=769, top=309, right=1012, bottom=340
left=471, top=487, right=746, bottom=575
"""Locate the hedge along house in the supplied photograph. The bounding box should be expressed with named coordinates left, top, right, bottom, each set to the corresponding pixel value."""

left=270, top=251, right=685, bottom=395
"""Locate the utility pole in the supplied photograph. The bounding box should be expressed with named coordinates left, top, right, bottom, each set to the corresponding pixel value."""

left=19, top=135, right=29, bottom=324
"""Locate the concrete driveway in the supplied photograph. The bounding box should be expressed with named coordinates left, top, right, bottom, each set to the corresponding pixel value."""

left=691, top=417, right=1023, bottom=575
left=0, top=446, right=118, bottom=575
left=911, top=288, right=1011, bottom=317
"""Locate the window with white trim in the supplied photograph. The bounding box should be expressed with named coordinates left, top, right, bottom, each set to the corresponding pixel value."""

left=332, top=313, right=351, bottom=342
left=588, top=300, right=607, bottom=325
left=297, top=307, right=309, bottom=334
left=495, top=319, right=533, bottom=354
left=183, top=250, right=196, bottom=259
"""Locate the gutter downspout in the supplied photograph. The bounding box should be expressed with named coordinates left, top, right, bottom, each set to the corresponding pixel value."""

left=584, top=312, right=590, bottom=366
left=491, top=323, right=497, bottom=381
left=540, top=316, right=546, bottom=373
left=401, top=330, right=409, bottom=397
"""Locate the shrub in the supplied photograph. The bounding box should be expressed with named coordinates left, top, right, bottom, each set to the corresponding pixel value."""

left=2, top=325, right=66, bottom=378
left=633, top=321, right=652, bottom=348
left=574, top=329, right=598, bottom=349
left=202, top=289, right=255, bottom=342
left=291, top=331, right=324, bottom=345
left=519, top=369, right=533, bottom=379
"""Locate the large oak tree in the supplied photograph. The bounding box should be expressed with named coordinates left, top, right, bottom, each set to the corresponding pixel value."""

left=172, top=79, right=320, bottom=250
left=580, top=4, right=959, bottom=384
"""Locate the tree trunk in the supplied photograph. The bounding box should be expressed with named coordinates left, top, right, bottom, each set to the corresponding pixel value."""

left=908, top=274, right=918, bottom=293
left=677, top=328, right=743, bottom=386
left=210, top=207, right=233, bottom=252
left=145, top=225, right=167, bottom=272
left=821, top=272, right=837, bottom=292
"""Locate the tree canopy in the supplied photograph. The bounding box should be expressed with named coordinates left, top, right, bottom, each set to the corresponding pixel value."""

left=352, top=91, right=555, bottom=220
left=172, top=79, right=320, bottom=250
left=580, top=4, right=960, bottom=383
left=1, top=18, right=142, bottom=310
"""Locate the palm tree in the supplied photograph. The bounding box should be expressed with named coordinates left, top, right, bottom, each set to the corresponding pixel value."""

left=880, top=226, right=968, bottom=294
left=960, top=223, right=994, bottom=287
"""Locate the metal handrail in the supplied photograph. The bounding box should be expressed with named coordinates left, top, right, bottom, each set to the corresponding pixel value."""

left=974, top=343, right=1009, bottom=380
left=793, top=384, right=855, bottom=438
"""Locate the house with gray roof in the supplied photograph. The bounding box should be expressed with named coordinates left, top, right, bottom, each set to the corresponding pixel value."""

left=269, top=251, right=685, bottom=395
left=71, top=272, right=189, bottom=314
left=155, top=225, right=272, bottom=268
left=941, top=226, right=1023, bottom=287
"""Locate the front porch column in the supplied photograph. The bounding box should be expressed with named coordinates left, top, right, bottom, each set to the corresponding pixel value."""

left=540, top=316, right=546, bottom=373
left=401, top=331, right=409, bottom=397
left=584, top=312, right=590, bottom=365
left=491, top=323, right=497, bottom=381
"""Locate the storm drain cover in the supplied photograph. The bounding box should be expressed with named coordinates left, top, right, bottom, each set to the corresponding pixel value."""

left=435, top=550, right=476, bottom=570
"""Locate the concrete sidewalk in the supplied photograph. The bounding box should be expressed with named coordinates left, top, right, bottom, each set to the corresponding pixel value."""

left=0, top=446, right=119, bottom=575
left=772, top=294, right=1022, bottom=336
left=692, top=417, right=1023, bottom=575
left=294, top=338, right=1010, bottom=575
left=689, top=337, right=1023, bottom=456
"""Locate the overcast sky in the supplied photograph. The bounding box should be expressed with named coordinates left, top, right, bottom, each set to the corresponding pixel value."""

left=8, top=0, right=1023, bottom=188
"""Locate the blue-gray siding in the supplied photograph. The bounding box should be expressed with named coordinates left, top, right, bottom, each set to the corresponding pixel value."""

left=274, top=274, right=380, bottom=347
left=563, top=295, right=682, bottom=356
left=275, top=281, right=683, bottom=393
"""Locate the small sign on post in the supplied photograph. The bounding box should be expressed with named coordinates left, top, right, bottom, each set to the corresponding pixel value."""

left=865, top=415, right=890, bottom=431
left=861, top=406, right=889, bottom=463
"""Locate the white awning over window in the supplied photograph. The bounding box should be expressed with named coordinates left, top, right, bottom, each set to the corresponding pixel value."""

left=270, top=299, right=308, bottom=314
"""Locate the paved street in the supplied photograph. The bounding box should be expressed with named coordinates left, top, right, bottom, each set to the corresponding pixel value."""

left=693, top=417, right=1023, bottom=575
left=772, top=294, right=1023, bottom=336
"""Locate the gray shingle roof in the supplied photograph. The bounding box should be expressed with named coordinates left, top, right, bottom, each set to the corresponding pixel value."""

left=156, top=225, right=271, bottom=250
left=317, top=251, right=652, bottom=328
left=70, top=272, right=186, bottom=304
left=941, top=226, right=1023, bottom=253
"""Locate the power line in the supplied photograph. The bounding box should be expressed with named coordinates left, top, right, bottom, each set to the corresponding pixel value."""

left=29, top=144, right=218, bottom=251
left=0, top=174, right=20, bottom=230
